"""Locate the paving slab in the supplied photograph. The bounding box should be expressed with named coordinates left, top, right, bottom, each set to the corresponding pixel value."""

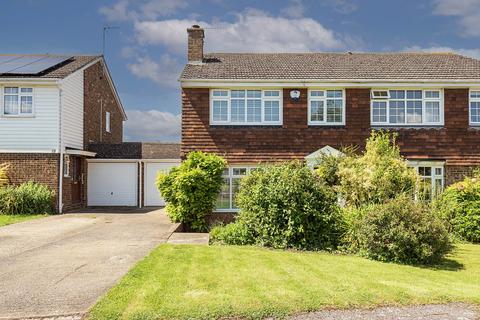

left=0, top=208, right=175, bottom=319
left=167, top=232, right=210, bottom=245
left=286, top=303, right=479, bottom=320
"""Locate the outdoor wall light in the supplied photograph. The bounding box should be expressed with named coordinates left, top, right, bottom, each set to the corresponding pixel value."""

left=290, top=90, right=300, bottom=101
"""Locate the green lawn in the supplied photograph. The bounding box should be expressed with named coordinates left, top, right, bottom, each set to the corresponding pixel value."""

left=89, top=244, right=480, bottom=320
left=0, top=214, right=45, bottom=227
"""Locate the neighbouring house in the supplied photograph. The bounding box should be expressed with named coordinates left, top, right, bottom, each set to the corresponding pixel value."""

left=180, top=25, right=480, bottom=214
left=0, top=54, right=180, bottom=212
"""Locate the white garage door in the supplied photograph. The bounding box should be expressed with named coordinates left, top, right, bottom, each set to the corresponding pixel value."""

left=88, top=162, right=138, bottom=206
left=144, top=162, right=179, bottom=206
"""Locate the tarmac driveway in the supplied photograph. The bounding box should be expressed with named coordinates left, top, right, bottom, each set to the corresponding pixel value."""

left=0, top=208, right=176, bottom=319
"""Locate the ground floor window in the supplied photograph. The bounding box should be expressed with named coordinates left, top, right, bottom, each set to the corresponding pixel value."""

left=407, top=161, right=444, bottom=200
left=215, top=166, right=256, bottom=211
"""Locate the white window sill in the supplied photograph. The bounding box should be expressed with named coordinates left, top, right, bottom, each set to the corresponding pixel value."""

left=308, top=122, right=345, bottom=126
left=1, top=114, right=35, bottom=119
left=213, top=209, right=240, bottom=213
left=210, top=122, right=282, bottom=126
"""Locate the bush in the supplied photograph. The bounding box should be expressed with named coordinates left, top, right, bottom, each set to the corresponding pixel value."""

left=346, top=195, right=453, bottom=264
left=315, top=153, right=343, bottom=188
left=156, top=151, right=226, bottom=231
left=0, top=181, right=54, bottom=215
left=338, top=131, right=418, bottom=207
left=0, top=163, right=9, bottom=187
left=434, top=173, right=480, bottom=242
left=210, top=221, right=255, bottom=245
left=233, top=161, right=343, bottom=250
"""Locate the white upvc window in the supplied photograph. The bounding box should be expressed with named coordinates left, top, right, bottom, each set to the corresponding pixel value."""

left=210, top=89, right=282, bottom=125
left=105, top=111, right=111, bottom=133
left=215, top=166, right=256, bottom=212
left=469, top=90, right=480, bottom=125
left=407, top=161, right=444, bottom=200
left=308, top=89, right=345, bottom=125
left=2, top=87, right=34, bottom=116
left=63, top=155, right=70, bottom=178
left=371, top=89, right=443, bottom=126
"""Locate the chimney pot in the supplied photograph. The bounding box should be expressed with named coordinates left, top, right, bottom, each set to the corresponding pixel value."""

left=187, top=25, right=204, bottom=63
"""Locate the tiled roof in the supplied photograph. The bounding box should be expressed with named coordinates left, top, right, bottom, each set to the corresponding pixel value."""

left=180, top=52, right=480, bottom=81
left=89, top=143, right=181, bottom=159
left=0, top=55, right=101, bottom=79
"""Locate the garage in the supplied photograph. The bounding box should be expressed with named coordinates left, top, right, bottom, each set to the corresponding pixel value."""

left=87, top=161, right=138, bottom=206
left=144, top=161, right=180, bottom=206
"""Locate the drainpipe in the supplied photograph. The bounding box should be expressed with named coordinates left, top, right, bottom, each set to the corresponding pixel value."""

left=139, top=160, right=143, bottom=208
left=58, top=88, right=64, bottom=214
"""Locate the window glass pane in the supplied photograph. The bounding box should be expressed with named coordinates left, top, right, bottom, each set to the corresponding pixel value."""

left=212, top=100, right=228, bottom=121
left=406, top=100, right=422, bottom=123
left=212, top=90, right=228, bottom=97
left=389, top=90, right=405, bottom=99
left=310, top=100, right=324, bottom=122
left=418, top=167, right=432, bottom=176
left=372, top=101, right=387, bottom=122
left=4, top=87, right=18, bottom=94
left=264, top=100, right=279, bottom=122
left=425, top=90, right=440, bottom=99
left=247, top=90, right=261, bottom=98
left=20, top=88, right=33, bottom=93
left=264, top=90, right=279, bottom=97
left=246, top=99, right=261, bottom=122
left=231, top=90, right=245, bottom=98
left=434, top=178, right=443, bottom=197
left=326, top=90, right=342, bottom=98
left=231, top=99, right=245, bottom=122
left=4, top=95, right=18, bottom=115
left=232, top=168, right=247, bottom=176
left=20, top=96, right=33, bottom=114
left=407, top=90, right=422, bottom=99
left=435, top=167, right=443, bottom=176
left=216, top=177, right=231, bottom=209
left=425, top=101, right=440, bottom=123
left=471, top=102, right=480, bottom=123
left=232, top=177, right=242, bottom=209
left=310, top=90, right=324, bottom=97
left=389, top=101, right=405, bottom=123
left=326, top=99, right=342, bottom=123
left=470, top=91, right=480, bottom=98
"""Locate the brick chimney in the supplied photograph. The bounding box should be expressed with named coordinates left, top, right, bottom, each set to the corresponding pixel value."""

left=187, top=25, right=204, bottom=64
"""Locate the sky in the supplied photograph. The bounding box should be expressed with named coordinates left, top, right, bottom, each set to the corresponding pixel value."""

left=1, top=0, right=480, bottom=142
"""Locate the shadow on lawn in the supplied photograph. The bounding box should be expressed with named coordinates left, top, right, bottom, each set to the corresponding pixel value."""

left=427, top=258, right=464, bottom=271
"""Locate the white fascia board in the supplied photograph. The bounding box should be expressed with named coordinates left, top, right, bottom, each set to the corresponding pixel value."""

left=0, top=149, right=59, bottom=153
left=64, top=149, right=97, bottom=157
left=0, top=78, right=59, bottom=85
left=181, top=79, right=480, bottom=88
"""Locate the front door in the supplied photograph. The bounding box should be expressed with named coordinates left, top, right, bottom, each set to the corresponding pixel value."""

left=71, top=157, right=83, bottom=204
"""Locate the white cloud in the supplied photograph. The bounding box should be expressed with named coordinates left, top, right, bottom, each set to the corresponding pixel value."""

left=281, top=0, right=305, bottom=18
left=322, top=0, right=358, bottom=14
left=432, top=0, right=480, bottom=36
left=128, top=54, right=181, bottom=87
left=124, top=110, right=181, bottom=141
left=99, top=0, right=136, bottom=22
left=99, top=0, right=187, bottom=22
left=134, top=8, right=351, bottom=53
left=404, top=45, right=480, bottom=59
left=140, top=0, right=188, bottom=20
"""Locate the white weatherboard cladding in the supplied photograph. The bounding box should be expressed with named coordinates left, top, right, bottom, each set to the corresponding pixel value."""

left=61, top=71, right=84, bottom=149
left=144, top=162, right=180, bottom=206
left=88, top=162, right=138, bottom=206
left=0, top=85, right=60, bottom=151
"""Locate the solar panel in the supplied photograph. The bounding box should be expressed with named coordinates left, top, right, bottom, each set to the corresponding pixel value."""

left=0, top=55, right=72, bottom=75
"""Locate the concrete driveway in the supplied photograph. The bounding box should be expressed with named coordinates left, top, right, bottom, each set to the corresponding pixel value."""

left=0, top=208, right=176, bottom=319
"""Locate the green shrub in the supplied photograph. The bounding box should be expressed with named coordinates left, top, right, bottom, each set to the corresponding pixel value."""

left=0, top=163, right=9, bottom=187
left=156, top=151, right=226, bottom=231
left=210, top=221, right=255, bottom=245
left=233, top=161, right=343, bottom=250
left=346, top=195, right=453, bottom=264
left=0, top=181, right=54, bottom=215
left=338, top=131, right=418, bottom=206
left=315, top=153, right=343, bottom=188
left=434, top=173, right=480, bottom=242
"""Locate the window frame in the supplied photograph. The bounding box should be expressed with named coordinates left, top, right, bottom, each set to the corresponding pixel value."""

left=214, top=166, right=257, bottom=212
left=308, top=89, right=346, bottom=126
left=469, top=89, right=480, bottom=126
left=1, top=86, right=35, bottom=117
left=105, top=111, right=111, bottom=133
left=370, top=89, right=444, bottom=126
left=209, top=89, right=283, bottom=126
left=407, top=160, right=444, bottom=200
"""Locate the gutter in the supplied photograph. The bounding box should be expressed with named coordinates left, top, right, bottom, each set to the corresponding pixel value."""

left=58, top=88, right=64, bottom=214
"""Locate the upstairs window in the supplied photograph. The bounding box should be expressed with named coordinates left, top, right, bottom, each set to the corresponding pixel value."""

left=3, top=87, right=34, bottom=116
left=308, top=90, right=345, bottom=125
left=470, top=90, right=480, bottom=125
left=210, top=89, right=282, bottom=125
left=371, top=89, right=443, bottom=126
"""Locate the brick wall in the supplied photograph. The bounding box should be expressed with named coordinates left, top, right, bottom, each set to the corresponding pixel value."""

left=445, top=165, right=479, bottom=186
left=182, top=88, right=480, bottom=167
left=84, top=61, right=123, bottom=148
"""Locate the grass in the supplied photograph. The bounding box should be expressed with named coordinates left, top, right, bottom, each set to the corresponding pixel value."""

left=0, top=214, right=45, bottom=227
left=89, top=243, right=480, bottom=320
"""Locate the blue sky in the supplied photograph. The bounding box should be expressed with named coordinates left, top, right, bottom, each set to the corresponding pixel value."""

left=1, top=0, right=479, bottom=142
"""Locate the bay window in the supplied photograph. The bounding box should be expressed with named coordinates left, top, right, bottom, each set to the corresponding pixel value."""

left=371, top=89, right=443, bottom=126
left=3, top=87, right=34, bottom=116
left=470, top=90, right=480, bottom=125
left=308, top=89, right=345, bottom=125
left=215, top=167, right=256, bottom=212
left=210, top=89, right=282, bottom=125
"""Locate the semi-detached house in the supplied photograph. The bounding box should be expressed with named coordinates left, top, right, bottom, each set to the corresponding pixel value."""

left=180, top=25, right=480, bottom=214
